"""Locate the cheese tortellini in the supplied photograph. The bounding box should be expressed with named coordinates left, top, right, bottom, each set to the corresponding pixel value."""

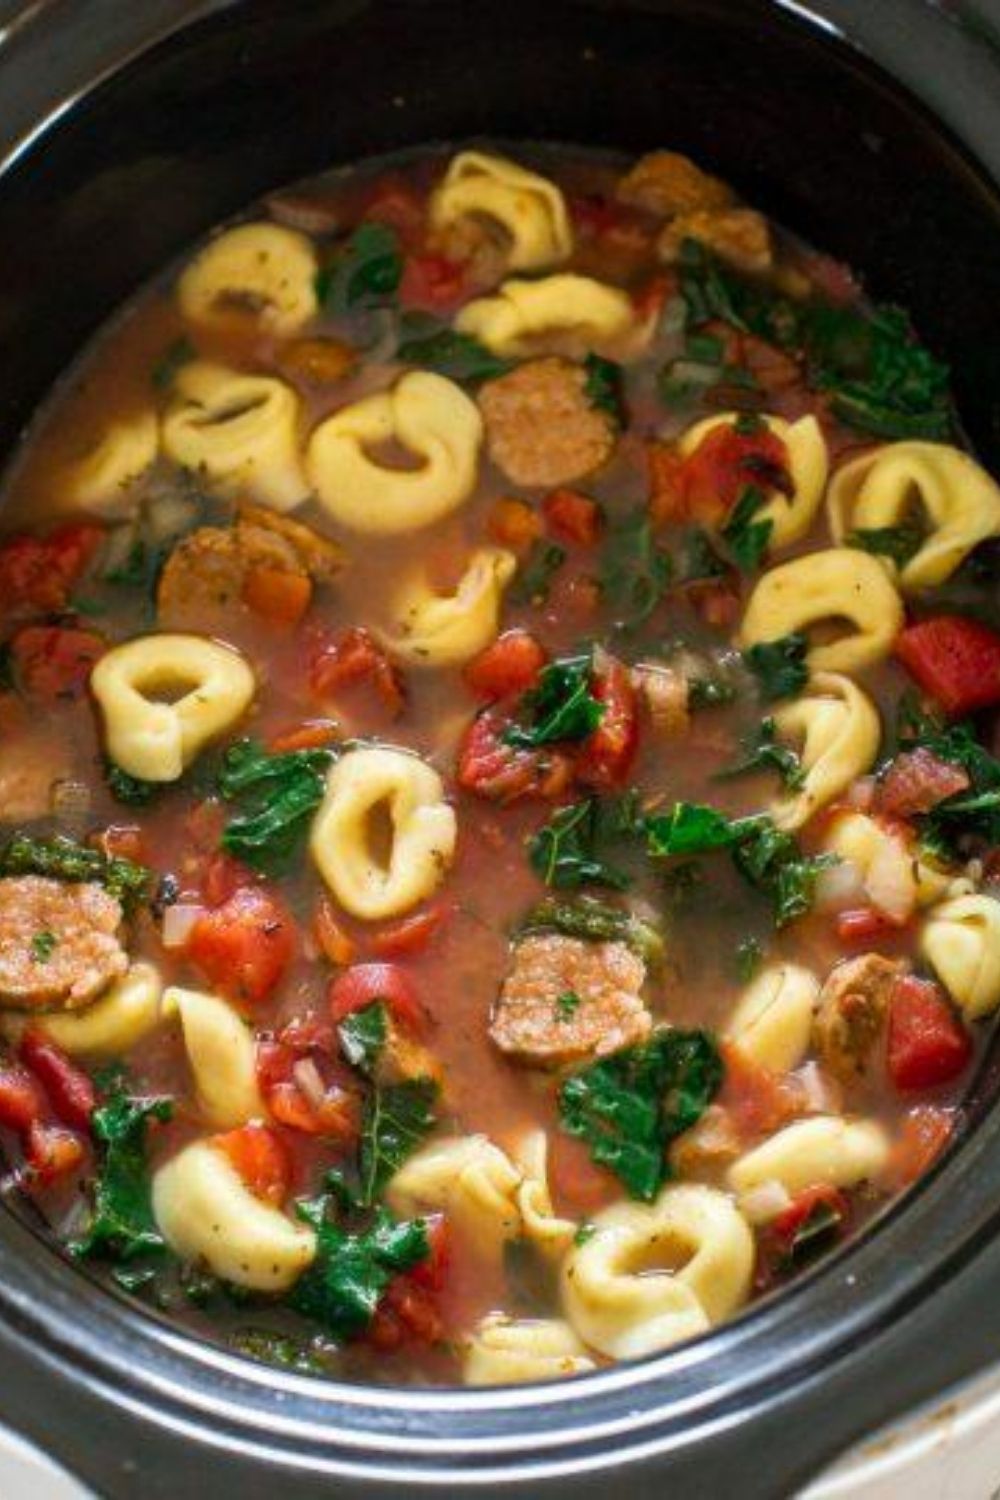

left=464, top=1315, right=595, bottom=1386
left=91, top=633, right=255, bottom=782
left=152, top=1139, right=315, bottom=1291
left=311, top=746, right=457, bottom=921
left=456, top=274, right=638, bottom=358
left=430, top=150, right=573, bottom=271
left=177, top=221, right=319, bottom=334
left=163, top=986, right=265, bottom=1128
left=739, top=548, right=904, bottom=675
left=821, top=810, right=956, bottom=922
left=306, top=371, right=482, bottom=534
left=725, top=962, right=819, bottom=1074
left=512, top=1130, right=577, bottom=1258
left=678, top=413, right=828, bottom=549
left=561, top=1184, right=754, bottom=1360
left=769, top=672, right=881, bottom=831
left=387, top=1135, right=522, bottom=1261
left=5, top=963, right=163, bottom=1058
left=922, top=893, right=1000, bottom=1019
left=828, top=441, right=1000, bottom=589
left=382, top=548, right=516, bottom=667
left=162, top=361, right=309, bottom=512
left=728, top=1116, right=890, bottom=1222
left=63, top=411, right=159, bottom=515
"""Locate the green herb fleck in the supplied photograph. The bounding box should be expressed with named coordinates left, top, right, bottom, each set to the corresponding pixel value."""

left=583, top=353, right=624, bottom=424
left=716, top=718, right=805, bottom=789
left=847, top=524, right=923, bottom=570
left=555, top=990, right=582, bottom=1021
left=31, top=930, right=57, bottom=963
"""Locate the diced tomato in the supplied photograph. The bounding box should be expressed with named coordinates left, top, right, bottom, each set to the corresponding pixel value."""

left=889, top=1105, right=956, bottom=1187
left=0, top=1063, right=46, bottom=1132
left=835, top=907, right=905, bottom=945
left=569, top=194, right=635, bottom=237
left=685, top=575, right=742, bottom=631
left=463, top=629, right=546, bottom=701
left=887, top=975, right=973, bottom=1092
left=577, top=658, right=638, bottom=789
left=187, top=884, right=296, bottom=1005
left=547, top=1132, right=621, bottom=1216
left=214, top=1123, right=292, bottom=1205
left=24, top=1121, right=86, bottom=1185
left=8, top=625, right=104, bottom=700
left=312, top=897, right=358, bottom=967
left=406, top=1215, right=450, bottom=1292
left=895, top=614, right=1000, bottom=716
left=309, top=626, right=405, bottom=716
left=771, top=1184, right=849, bottom=1255
left=370, top=905, right=449, bottom=959
left=20, top=1029, right=95, bottom=1133
left=367, top=1275, right=444, bottom=1350
left=0, top=522, right=103, bottom=617
left=486, top=496, right=543, bottom=550
left=398, top=253, right=468, bottom=312
left=328, top=962, right=427, bottom=1036
left=183, top=798, right=228, bottom=855
left=679, top=422, right=792, bottom=524
left=875, top=748, right=970, bottom=818
left=646, top=441, right=688, bottom=527
left=256, top=1028, right=359, bottom=1140
left=93, top=824, right=147, bottom=864
left=717, top=1042, right=800, bottom=1139
left=242, top=567, right=312, bottom=627
left=457, top=711, right=572, bottom=803
left=199, top=851, right=256, bottom=908
left=268, top=720, right=338, bottom=754
left=631, top=273, right=676, bottom=327
left=361, top=178, right=426, bottom=245
left=542, top=489, right=603, bottom=546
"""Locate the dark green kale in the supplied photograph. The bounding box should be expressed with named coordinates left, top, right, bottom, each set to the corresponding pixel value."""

left=743, top=631, right=810, bottom=703
left=528, top=794, right=642, bottom=891
left=315, top=222, right=402, bottom=315
left=0, top=833, right=151, bottom=912
left=396, top=317, right=513, bottom=383
left=847, top=524, right=923, bottom=570
left=508, top=541, right=566, bottom=606
left=719, top=485, right=772, bottom=573
left=518, top=895, right=663, bottom=966
left=71, top=1072, right=172, bottom=1261
left=503, top=654, right=605, bottom=749
left=584, top=353, right=625, bottom=424
left=716, top=718, right=805, bottom=789
left=600, top=510, right=673, bottom=629
left=218, top=739, right=334, bottom=874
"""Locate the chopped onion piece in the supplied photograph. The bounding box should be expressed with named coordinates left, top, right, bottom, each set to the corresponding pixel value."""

left=814, top=860, right=866, bottom=913
left=739, top=1179, right=792, bottom=1225
left=50, top=779, right=92, bottom=823
left=292, top=1057, right=327, bottom=1109
left=161, top=904, right=202, bottom=949
left=794, top=1062, right=842, bottom=1116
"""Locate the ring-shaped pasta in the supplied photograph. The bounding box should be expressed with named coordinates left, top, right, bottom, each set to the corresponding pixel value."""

left=921, top=893, right=1000, bottom=1019
left=724, top=962, right=819, bottom=1074
left=3, top=962, right=163, bottom=1059
left=382, top=548, right=516, bottom=668
left=455, top=274, right=639, bottom=358
left=387, top=1134, right=522, bottom=1261
left=739, top=548, right=904, bottom=675
left=177, top=222, right=319, bottom=335
left=464, top=1315, right=595, bottom=1386
left=828, top=441, right=1000, bottom=589
left=728, top=1116, right=890, bottom=1221
left=163, top=986, right=265, bottom=1128
left=63, top=411, right=159, bottom=516
left=310, top=746, right=457, bottom=921
left=511, top=1130, right=577, bottom=1258
left=162, top=361, right=309, bottom=513
left=152, top=1138, right=316, bottom=1291
left=678, top=413, right=829, bottom=549
left=769, top=672, right=881, bottom=831
left=91, top=633, right=255, bottom=783
left=306, top=371, right=482, bottom=534
left=821, top=810, right=954, bottom=923
left=429, top=151, right=573, bottom=272
left=561, top=1184, right=754, bottom=1360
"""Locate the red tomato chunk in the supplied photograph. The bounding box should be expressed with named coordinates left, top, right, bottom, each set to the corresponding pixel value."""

left=895, top=615, right=1000, bottom=716
left=187, top=884, right=296, bottom=1006
left=887, top=975, right=972, bottom=1092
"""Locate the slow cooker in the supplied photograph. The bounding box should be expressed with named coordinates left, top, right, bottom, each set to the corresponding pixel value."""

left=2, top=2, right=1000, bottom=1494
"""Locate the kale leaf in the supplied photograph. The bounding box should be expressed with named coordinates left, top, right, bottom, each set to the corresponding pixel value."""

left=219, top=738, right=334, bottom=874
left=894, top=694, right=1000, bottom=855
left=528, top=794, right=641, bottom=891
left=71, top=1073, right=172, bottom=1262
left=584, top=353, right=625, bottom=424
left=645, top=802, right=737, bottom=857
left=559, top=1029, right=723, bottom=1200
left=503, top=654, right=605, bottom=749
left=716, top=717, right=805, bottom=789
left=743, top=631, right=809, bottom=703
left=518, top=895, right=663, bottom=966
left=600, top=510, right=672, bottom=629
left=508, top=540, right=566, bottom=606
left=316, top=222, right=402, bottom=315
left=105, top=760, right=158, bottom=807
left=290, top=1192, right=429, bottom=1341
left=337, top=1001, right=389, bottom=1076
left=720, top=485, right=773, bottom=573
left=396, top=317, right=513, bottom=383
left=847, top=524, right=923, bottom=570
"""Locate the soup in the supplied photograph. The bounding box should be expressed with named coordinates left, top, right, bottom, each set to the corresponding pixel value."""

left=0, top=142, right=997, bottom=1387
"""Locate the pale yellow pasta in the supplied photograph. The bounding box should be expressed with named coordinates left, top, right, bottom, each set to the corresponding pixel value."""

left=511, top=1130, right=577, bottom=1258
left=152, top=1140, right=315, bottom=1291
left=62, top=411, right=158, bottom=515
left=728, top=1117, right=889, bottom=1221
left=464, top=1315, right=594, bottom=1386
left=725, top=962, right=819, bottom=1073
left=821, top=810, right=953, bottom=923
left=739, top=548, right=904, bottom=675
left=678, top=413, right=828, bottom=548
left=455, top=274, right=638, bottom=358
left=922, top=893, right=1000, bottom=1019
left=91, top=633, right=255, bottom=782
left=561, top=1184, right=754, bottom=1360
left=3, top=963, right=162, bottom=1058
left=382, top=548, right=516, bottom=668
left=162, top=361, right=308, bottom=512
left=387, top=1135, right=522, bottom=1262
left=429, top=150, right=573, bottom=271
left=769, top=673, right=881, bottom=831
left=311, top=746, right=457, bottom=921
left=306, top=371, right=482, bottom=533
left=828, top=441, right=1000, bottom=589
left=177, top=221, right=318, bottom=334
left=163, top=986, right=265, bottom=1129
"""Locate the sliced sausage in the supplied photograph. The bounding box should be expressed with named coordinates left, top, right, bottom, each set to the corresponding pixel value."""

left=616, top=151, right=734, bottom=218
left=235, top=504, right=345, bottom=583
left=0, top=877, right=127, bottom=1010
left=490, top=933, right=650, bottom=1067
left=658, top=208, right=773, bottom=276
left=813, top=953, right=905, bottom=1083
left=478, top=357, right=617, bottom=489
left=157, top=510, right=343, bottom=619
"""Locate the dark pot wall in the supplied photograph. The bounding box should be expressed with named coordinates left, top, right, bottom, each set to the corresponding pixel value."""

left=1, top=3, right=1000, bottom=1497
